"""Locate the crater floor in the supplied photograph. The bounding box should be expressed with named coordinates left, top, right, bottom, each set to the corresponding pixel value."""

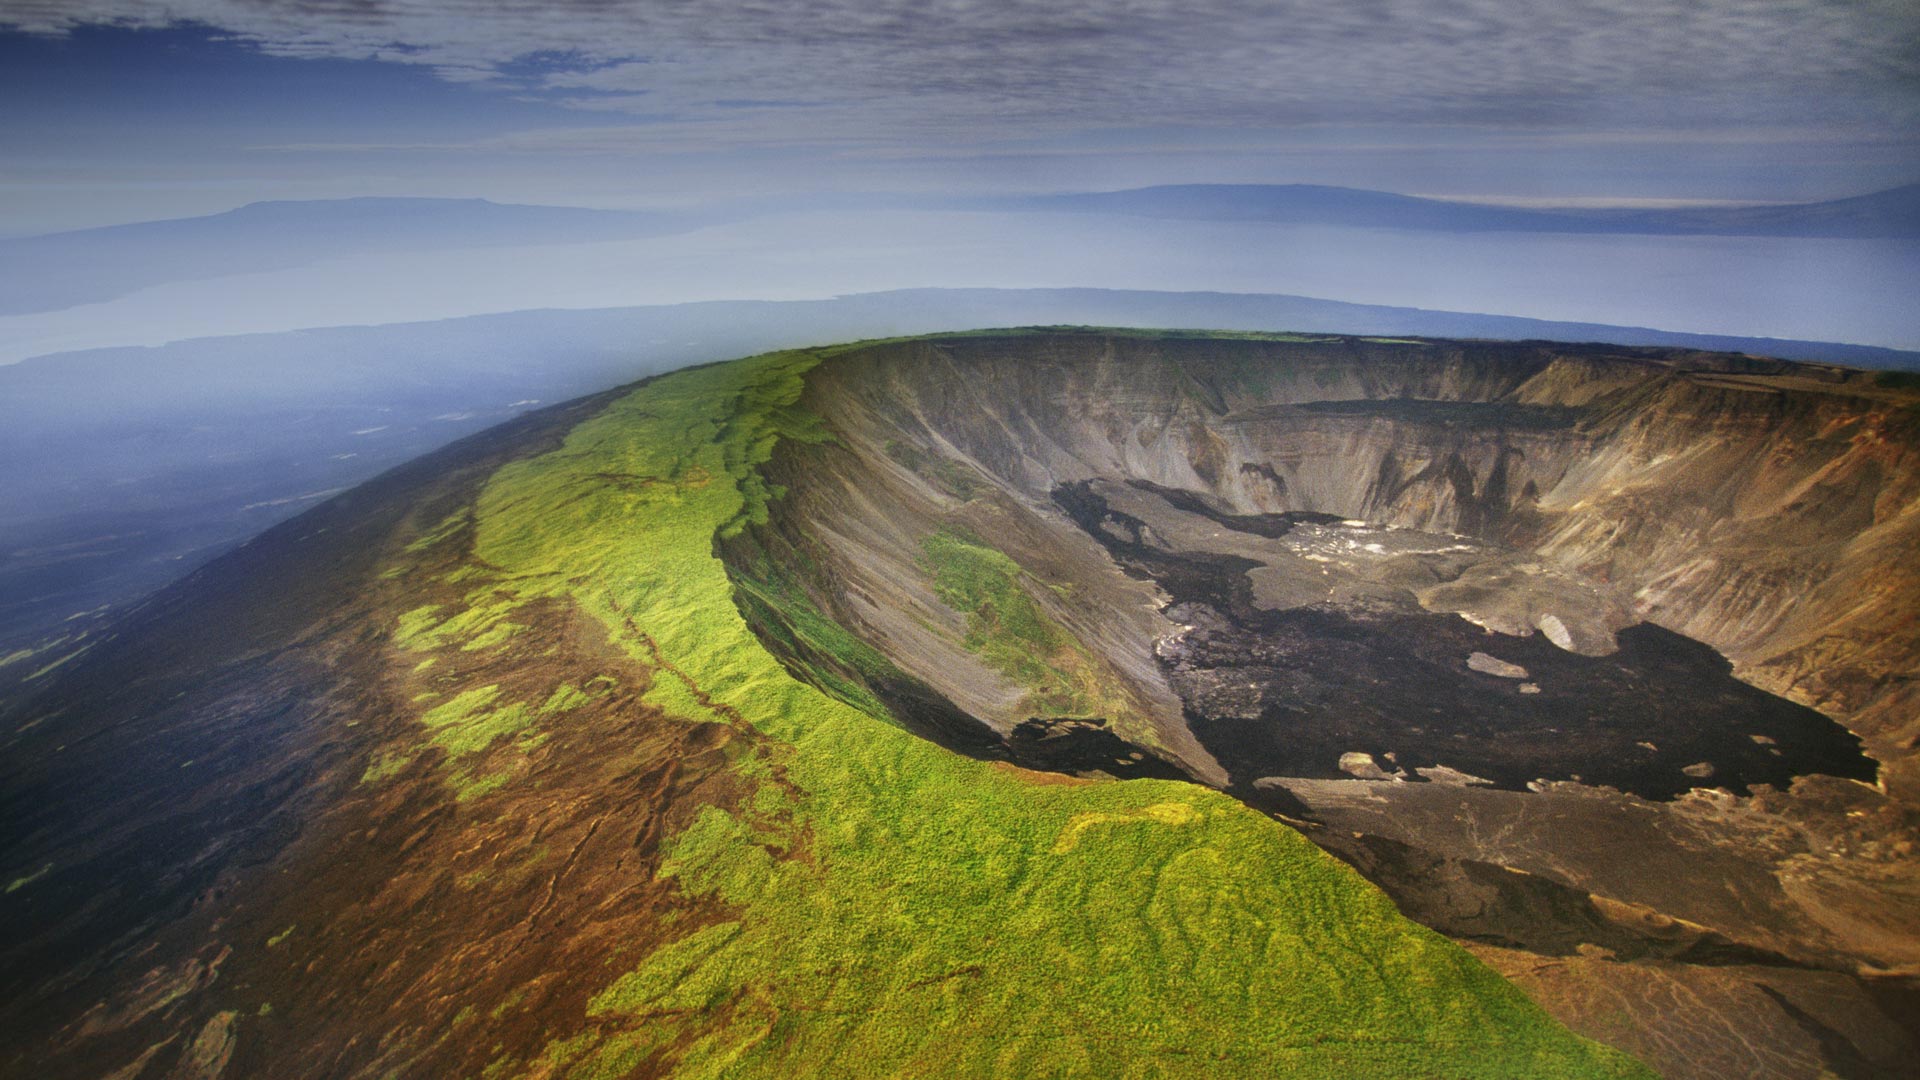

left=1055, top=478, right=1876, bottom=802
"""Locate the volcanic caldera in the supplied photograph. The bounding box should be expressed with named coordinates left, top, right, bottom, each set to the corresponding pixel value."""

left=4, top=330, right=1917, bottom=1080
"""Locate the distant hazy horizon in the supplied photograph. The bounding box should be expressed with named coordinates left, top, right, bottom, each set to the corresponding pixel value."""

left=0, top=180, right=1899, bottom=242
left=3, top=207, right=1915, bottom=364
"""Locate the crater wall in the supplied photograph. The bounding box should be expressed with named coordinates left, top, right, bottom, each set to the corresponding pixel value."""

left=726, top=331, right=1920, bottom=1080
left=785, top=333, right=1920, bottom=790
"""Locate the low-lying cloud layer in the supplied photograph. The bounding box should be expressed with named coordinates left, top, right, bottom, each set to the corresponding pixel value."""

left=4, top=0, right=1916, bottom=150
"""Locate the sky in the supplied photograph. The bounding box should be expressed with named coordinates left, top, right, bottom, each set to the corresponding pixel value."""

left=2, top=1, right=1918, bottom=232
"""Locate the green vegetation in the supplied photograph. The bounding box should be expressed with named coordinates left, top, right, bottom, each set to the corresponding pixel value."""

left=24, top=642, right=93, bottom=681
left=359, top=749, right=413, bottom=785
left=377, top=339, right=1644, bottom=1077
left=5, top=863, right=52, bottom=894
left=725, top=544, right=900, bottom=722
left=394, top=605, right=446, bottom=649
left=452, top=769, right=514, bottom=803
left=537, top=683, right=594, bottom=714
left=920, top=527, right=1132, bottom=718
left=0, top=635, right=71, bottom=670
left=402, top=676, right=548, bottom=799
left=419, top=685, right=535, bottom=758
left=405, top=509, right=470, bottom=553
left=393, top=593, right=525, bottom=652
left=383, top=521, right=564, bottom=797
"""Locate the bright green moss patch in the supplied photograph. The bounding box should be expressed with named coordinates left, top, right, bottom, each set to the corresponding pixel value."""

left=1050, top=798, right=1202, bottom=853
left=549, top=1030, right=673, bottom=1080
left=460, top=619, right=526, bottom=652
left=420, top=682, right=501, bottom=721
left=725, top=546, right=898, bottom=721
left=437, top=604, right=517, bottom=649
left=391, top=681, right=552, bottom=800
left=405, top=510, right=470, bottom=553
left=541, top=1032, right=598, bottom=1070
left=920, top=527, right=1131, bottom=718
left=589, top=921, right=744, bottom=1016
left=5, top=863, right=52, bottom=894
left=420, top=685, right=535, bottom=758
left=360, top=749, right=413, bottom=785
left=537, top=683, right=594, bottom=714
left=393, top=605, right=446, bottom=649
left=393, top=594, right=525, bottom=653
left=421, top=341, right=1646, bottom=1078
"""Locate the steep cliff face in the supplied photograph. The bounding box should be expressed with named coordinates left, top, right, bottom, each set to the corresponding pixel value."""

left=1521, top=373, right=1920, bottom=774
left=775, top=334, right=1919, bottom=785
left=723, top=331, right=1920, bottom=1080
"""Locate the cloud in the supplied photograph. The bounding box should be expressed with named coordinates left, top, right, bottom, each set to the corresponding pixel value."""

left=3, top=0, right=1916, bottom=150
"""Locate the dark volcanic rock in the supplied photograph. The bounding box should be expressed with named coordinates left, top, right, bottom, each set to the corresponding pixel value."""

left=1054, top=479, right=1875, bottom=801
left=1002, top=716, right=1193, bottom=781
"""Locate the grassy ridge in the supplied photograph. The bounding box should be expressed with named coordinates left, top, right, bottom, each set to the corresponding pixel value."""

left=390, top=342, right=1646, bottom=1078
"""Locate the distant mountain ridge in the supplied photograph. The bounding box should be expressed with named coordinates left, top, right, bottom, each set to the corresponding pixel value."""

left=9, top=195, right=672, bottom=246
left=0, top=197, right=701, bottom=316
left=3, top=183, right=1912, bottom=319
left=974, top=182, right=1920, bottom=238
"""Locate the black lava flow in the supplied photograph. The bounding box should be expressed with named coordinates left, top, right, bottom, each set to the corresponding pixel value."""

left=1052, top=481, right=1879, bottom=802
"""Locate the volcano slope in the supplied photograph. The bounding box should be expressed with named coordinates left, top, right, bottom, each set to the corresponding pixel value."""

left=0, top=332, right=1906, bottom=1080
left=0, top=339, right=1648, bottom=1080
